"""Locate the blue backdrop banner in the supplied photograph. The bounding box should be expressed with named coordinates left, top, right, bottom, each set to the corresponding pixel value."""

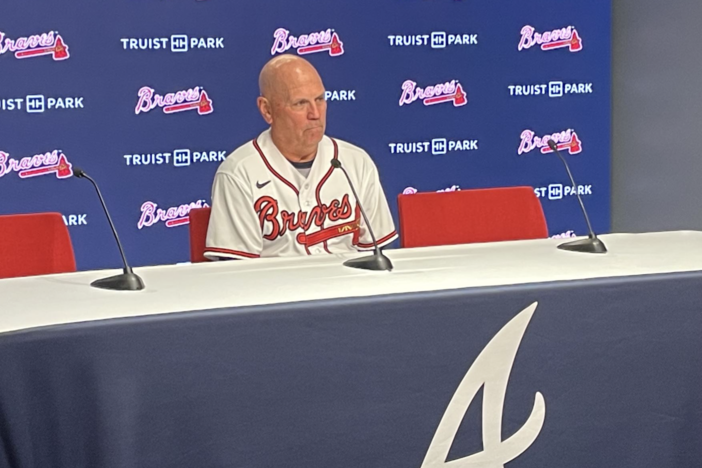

left=0, top=0, right=612, bottom=270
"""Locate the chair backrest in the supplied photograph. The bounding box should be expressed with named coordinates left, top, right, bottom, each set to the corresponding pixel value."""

left=397, top=186, right=548, bottom=248
left=0, top=212, right=77, bottom=279
left=188, top=207, right=212, bottom=263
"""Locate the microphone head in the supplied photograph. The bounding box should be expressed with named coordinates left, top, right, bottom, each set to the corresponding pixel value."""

left=547, top=139, right=558, bottom=152
left=72, top=167, right=86, bottom=178
left=330, top=159, right=341, bottom=169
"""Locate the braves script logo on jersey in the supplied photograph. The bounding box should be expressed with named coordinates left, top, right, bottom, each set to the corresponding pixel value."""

left=519, top=25, right=582, bottom=52
left=0, top=150, right=73, bottom=180
left=0, top=31, right=69, bottom=60
left=519, top=129, right=582, bottom=155
left=255, top=194, right=360, bottom=247
left=420, top=303, right=545, bottom=468
left=138, top=200, right=209, bottom=229
left=135, top=86, right=213, bottom=115
left=271, top=28, right=344, bottom=57
left=399, top=80, right=467, bottom=107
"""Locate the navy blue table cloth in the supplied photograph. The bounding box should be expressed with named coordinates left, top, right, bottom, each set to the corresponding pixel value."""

left=1, top=271, right=701, bottom=468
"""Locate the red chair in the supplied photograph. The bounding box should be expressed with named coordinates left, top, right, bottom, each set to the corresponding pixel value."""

left=397, top=187, right=548, bottom=248
left=188, top=207, right=212, bottom=263
left=0, top=212, right=77, bottom=279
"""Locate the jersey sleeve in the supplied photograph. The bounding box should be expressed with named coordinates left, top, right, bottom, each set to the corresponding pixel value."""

left=204, top=172, right=262, bottom=260
left=356, top=157, right=398, bottom=251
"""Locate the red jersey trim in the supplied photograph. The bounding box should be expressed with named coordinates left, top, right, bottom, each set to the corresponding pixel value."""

left=204, top=247, right=260, bottom=259
left=253, top=139, right=299, bottom=196
left=357, top=230, right=398, bottom=249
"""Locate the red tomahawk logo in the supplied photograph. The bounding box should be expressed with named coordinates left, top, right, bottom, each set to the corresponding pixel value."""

left=541, top=133, right=582, bottom=155
left=423, top=83, right=467, bottom=107
left=298, top=33, right=344, bottom=57
left=19, top=154, right=73, bottom=179
left=163, top=90, right=213, bottom=115
left=541, top=29, right=582, bottom=52
left=15, top=35, right=70, bottom=61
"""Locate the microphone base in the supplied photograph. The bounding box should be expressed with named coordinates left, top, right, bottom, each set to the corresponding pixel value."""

left=558, top=236, right=608, bottom=254
left=91, top=269, right=145, bottom=291
left=343, top=252, right=393, bottom=271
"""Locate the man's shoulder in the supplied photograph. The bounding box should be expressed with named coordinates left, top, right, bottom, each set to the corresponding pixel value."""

left=328, top=136, right=372, bottom=162
left=216, top=139, right=263, bottom=176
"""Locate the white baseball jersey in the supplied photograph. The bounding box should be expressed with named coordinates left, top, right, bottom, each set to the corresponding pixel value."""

left=205, top=129, right=397, bottom=260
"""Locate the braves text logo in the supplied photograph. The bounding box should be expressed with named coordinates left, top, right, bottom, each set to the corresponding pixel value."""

left=400, top=80, right=467, bottom=107
left=255, top=194, right=360, bottom=246
left=135, top=86, right=213, bottom=115
left=420, top=303, right=545, bottom=468
left=0, top=31, right=69, bottom=60
left=138, top=200, right=209, bottom=229
left=403, top=185, right=461, bottom=195
left=519, top=25, right=582, bottom=52
left=271, top=28, right=344, bottom=56
left=0, top=150, right=72, bottom=179
left=519, top=129, right=582, bottom=155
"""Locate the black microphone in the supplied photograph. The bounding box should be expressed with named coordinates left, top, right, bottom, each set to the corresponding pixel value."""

left=73, top=167, right=146, bottom=290
left=330, top=159, right=393, bottom=271
left=547, top=139, right=607, bottom=254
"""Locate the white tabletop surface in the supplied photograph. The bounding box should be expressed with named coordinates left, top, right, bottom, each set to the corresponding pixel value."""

left=1, top=231, right=700, bottom=334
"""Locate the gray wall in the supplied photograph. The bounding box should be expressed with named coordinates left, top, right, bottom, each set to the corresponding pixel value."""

left=612, top=1, right=702, bottom=231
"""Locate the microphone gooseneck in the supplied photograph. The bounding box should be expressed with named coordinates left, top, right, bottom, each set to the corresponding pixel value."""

left=73, top=167, right=146, bottom=290
left=330, top=159, right=393, bottom=271
left=546, top=140, right=607, bottom=254
left=74, top=167, right=131, bottom=271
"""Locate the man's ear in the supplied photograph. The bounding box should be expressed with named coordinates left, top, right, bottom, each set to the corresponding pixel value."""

left=257, top=97, right=273, bottom=125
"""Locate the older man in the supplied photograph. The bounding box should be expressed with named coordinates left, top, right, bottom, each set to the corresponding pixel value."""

left=204, top=55, right=397, bottom=259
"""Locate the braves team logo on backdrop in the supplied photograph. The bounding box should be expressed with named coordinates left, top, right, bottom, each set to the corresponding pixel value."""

left=518, top=25, right=582, bottom=52
left=0, top=31, right=70, bottom=60
left=271, top=28, right=344, bottom=56
left=399, top=80, right=467, bottom=107
left=135, top=86, right=213, bottom=115
left=402, top=185, right=461, bottom=195
left=0, top=150, right=73, bottom=180
left=519, top=129, right=582, bottom=155
left=138, top=199, right=209, bottom=229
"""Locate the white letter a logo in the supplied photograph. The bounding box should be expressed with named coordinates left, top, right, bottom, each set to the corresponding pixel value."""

left=420, top=302, right=545, bottom=468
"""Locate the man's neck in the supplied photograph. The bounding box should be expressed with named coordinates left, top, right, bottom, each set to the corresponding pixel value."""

left=270, top=131, right=317, bottom=163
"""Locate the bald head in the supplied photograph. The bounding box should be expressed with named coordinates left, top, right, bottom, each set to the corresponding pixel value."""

left=258, top=55, right=322, bottom=102
left=256, top=55, right=327, bottom=162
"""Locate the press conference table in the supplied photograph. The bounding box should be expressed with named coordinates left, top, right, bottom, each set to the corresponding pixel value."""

left=1, top=232, right=702, bottom=468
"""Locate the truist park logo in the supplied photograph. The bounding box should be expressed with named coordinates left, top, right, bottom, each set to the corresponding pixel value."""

left=138, top=199, right=209, bottom=229
left=518, top=129, right=582, bottom=156
left=0, top=31, right=69, bottom=61
left=400, top=80, right=467, bottom=107
left=135, top=86, right=213, bottom=116
left=120, top=35, right=224, bottom=52
left=271, top=28, right=344, bottom=57
left=518, top=25, right=582, bottom=53
left=0, top=150, right=73, bottom=180
left=388, top=32, right=478, bottom=48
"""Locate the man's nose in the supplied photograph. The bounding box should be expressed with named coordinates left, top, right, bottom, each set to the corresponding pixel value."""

left=308, top=102, right=322, bottom=120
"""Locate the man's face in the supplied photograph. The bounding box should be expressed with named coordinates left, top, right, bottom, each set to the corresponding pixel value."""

left=260, top=64, right=327, bottom=158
